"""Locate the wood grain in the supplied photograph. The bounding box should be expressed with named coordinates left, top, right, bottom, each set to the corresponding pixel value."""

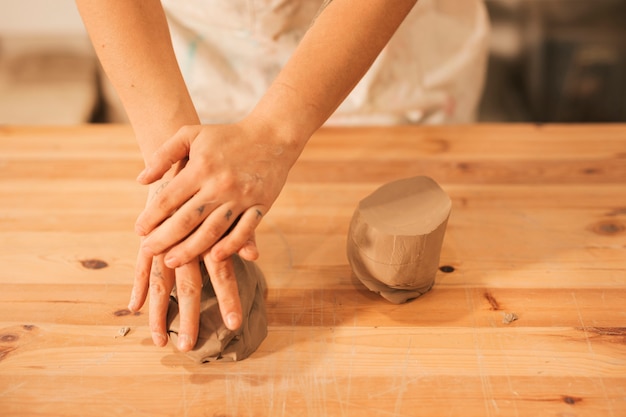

left=0, top=124, right=625, bottom=416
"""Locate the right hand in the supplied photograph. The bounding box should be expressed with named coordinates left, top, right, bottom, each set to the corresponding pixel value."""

left=133, top=120, right=298, bottom=270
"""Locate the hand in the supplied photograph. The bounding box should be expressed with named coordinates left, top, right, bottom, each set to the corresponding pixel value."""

left=128, top=179, right=260, bottom=352
left=129, top=239, right=258, bottom=351
left=133, top=120, right=294, bottom=267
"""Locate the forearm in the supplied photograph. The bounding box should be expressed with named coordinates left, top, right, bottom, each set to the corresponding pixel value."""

left=77, top=0, right=417, bottom=162
left=75, top=0, right=198, bottom=159
left=249, top=0, right=418, bottom=153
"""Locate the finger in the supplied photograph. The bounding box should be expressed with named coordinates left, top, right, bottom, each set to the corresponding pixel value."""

left=136, top=125, right=200, bottom=184
left=135, top=169, right=201, bottom=236
left=139, top=196, right=218, bottom=258
left=203, top=253, right=242, bottom=331
left=237, top=232, right=259, bottom=261
left=174, top=261, right=202, bottom=352
left=149, top=255, right=175, bottom=347
left=163, top=205, right=237, bottom=268
left=129, top=242, right=153, bottom=311
left=211, top=206, right=265, bottom=262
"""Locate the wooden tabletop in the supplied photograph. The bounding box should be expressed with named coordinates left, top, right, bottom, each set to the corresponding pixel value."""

left=1, top=124, right=625, bottom=416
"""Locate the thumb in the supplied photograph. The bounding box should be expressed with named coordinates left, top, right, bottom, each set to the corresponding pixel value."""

left=136, top=125, right=199, bottom=184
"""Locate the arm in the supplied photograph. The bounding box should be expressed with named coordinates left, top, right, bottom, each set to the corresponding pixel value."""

left=251, top=0, right=418, bottom=145
left=76, top=0, right=246, bottom=352
left=75, top=0, right=197, bottom=154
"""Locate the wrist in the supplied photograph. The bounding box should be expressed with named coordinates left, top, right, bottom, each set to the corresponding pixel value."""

left=240, top=96, right=314, bottom=168
left=245, top=82, right=321, bottom=163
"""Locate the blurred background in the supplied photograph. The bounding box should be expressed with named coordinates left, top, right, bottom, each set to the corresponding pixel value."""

left=0, top=0, right=625, bottom=125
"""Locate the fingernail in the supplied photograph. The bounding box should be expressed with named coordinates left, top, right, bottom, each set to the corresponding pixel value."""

left=178, top=334, right=194, bottom=351
left=127, top=295, right=136, bottom=311
left=138, top=242, right=154, bottom=257
left=152, top=332, right=167, bottom=347
left=225, top=313, right=240, bottom=330
left=135, top=224, right=146, bottom=236
left=164, top=256, right=178, bottom=268
left=136, top=169, right=147, bottom=182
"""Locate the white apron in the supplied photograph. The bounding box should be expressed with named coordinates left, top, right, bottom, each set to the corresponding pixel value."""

left=160, top=0, right=490, bottom=125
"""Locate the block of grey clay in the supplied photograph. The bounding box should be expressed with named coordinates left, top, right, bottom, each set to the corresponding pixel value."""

left=167, top=254, right=268, bottom=363
left=346, top=176, right=451, bottom=304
